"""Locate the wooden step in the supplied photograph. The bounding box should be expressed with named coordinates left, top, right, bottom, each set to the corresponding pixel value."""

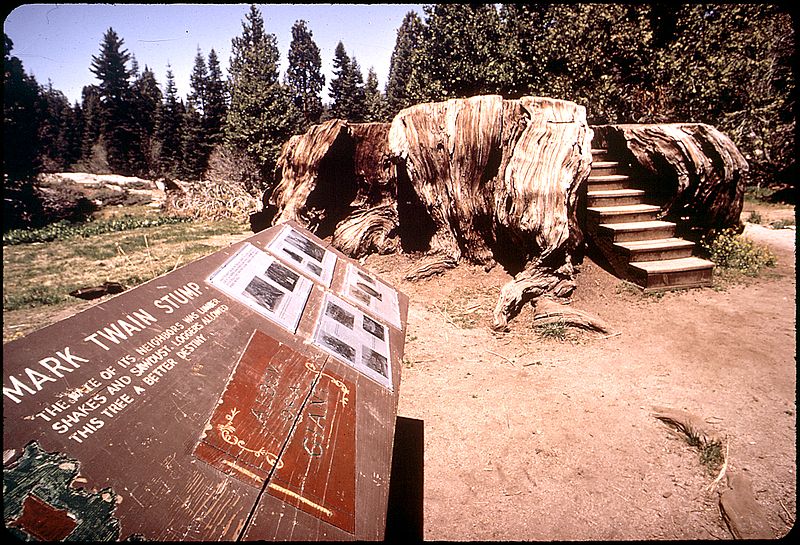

left=591, top=160, right=623, bottom=176
left=591, top=148, right=607, bottom=157
left=587, top=188, right=646, bottom=207
left=628, top=257, right=714, bottom=290
left=614, top=238, right=696, bottom=262
left=587, top=174, right=632, bottom=191
left=598, top=220, right=676, bottom=242
left=587, top=204, right=661, bottom=224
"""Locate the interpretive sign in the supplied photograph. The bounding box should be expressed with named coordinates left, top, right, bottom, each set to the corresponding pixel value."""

left=340, top=263, right=402, bottom=330
left=266, top=224, right=337, bottom=287
left=313, top=293, right=393, bottom=391
left=2, top=221, right=407, bottom=542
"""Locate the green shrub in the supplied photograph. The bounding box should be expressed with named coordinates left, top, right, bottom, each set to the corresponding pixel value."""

left=746, top=210, right=762, bottom=224
left=3, top=215, right=191, bottom=246
left=701, top=228, right=777, bottom=276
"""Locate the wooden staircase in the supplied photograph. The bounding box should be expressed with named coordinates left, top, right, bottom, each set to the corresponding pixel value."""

left=586, top=148, right=714, bottom=291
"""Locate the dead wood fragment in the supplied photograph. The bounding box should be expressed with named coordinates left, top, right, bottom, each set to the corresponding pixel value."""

left=404, top=255, right=457, bottom=281
left=531, top=298, right=612, bottom=334
left=651, top=406, right=722, bottom=447
left=719, top=471, right=774, bottom=539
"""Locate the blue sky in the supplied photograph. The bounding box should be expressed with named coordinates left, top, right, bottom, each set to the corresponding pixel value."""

left=4, top=3, right=426, bottom=104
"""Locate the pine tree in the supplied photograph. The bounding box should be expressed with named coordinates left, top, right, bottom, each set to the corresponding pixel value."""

left=329, top=42, right=366, bottom=121
left=130, top=65, right=162, bottom=176
left=3, top=33, right=43, bottom=230
left=286, top=19, right=325, bottom=128
left=89, top=27, right=137, bottom=174
left=329, top=42, right=352, bottom=119
left=385, top=11, right=423, bottom=116
left=363, top=67, right=387, bottom=122
left=180, top=101, right=206, bottom=179
left=188, top=47, right=208, bottom=115
left=225, top=4, right=300, bottom=189
left=204, top=48, right=227, bottom=148
left=157, top=66, right=184, bottom=178
left=77, top=85, right=105, bottom=172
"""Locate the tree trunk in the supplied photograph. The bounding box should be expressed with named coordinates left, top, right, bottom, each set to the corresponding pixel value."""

left=592, top=123, right=748, bottom=232
left=269, top=120, right=399, bottom=257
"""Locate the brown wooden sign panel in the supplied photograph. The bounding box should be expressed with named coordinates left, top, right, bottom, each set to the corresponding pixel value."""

left=3, top=221, right=407, bottom=541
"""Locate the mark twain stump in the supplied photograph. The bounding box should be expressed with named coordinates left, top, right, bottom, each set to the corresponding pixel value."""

left=2, top=221, right=408, bottom=541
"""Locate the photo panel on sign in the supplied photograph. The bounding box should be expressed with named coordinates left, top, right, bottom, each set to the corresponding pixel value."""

left=207, top=242, right=313, bottom=333
left=265, top=225, right=337, bottom=287
left=312, top=292, right=392, bottom=391
left=340, top=263, right=402, bottom=330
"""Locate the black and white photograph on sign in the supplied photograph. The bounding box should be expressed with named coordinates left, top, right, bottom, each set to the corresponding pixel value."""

left=325, top=300, right=355, bottom=329
left=265, top=261, right=299, bottom=292
left=341, top=263, right=402, bottom=330
left=207, top=242, right=313, bottom=333
left=362, top=314, right=386, bottom=341
left=312, top=293, right=392, bottom=390
left=265, top=225, right=336, bottom=287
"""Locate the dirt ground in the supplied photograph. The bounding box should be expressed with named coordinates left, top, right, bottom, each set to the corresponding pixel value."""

left=3, top=193, right=794, bottom=539
left=362, top=215, right=796, bottom=540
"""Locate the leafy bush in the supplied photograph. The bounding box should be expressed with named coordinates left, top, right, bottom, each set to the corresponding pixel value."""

left=701, top=228, right=777, bottom=276
left=3, top=215, right=191, bottom=246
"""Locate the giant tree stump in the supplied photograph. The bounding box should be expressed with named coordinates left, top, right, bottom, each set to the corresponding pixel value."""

left=266, top=98, right=744, bottom=331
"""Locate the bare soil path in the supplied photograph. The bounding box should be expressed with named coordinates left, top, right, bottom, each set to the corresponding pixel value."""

left=364, top=221, right=795, bottom=540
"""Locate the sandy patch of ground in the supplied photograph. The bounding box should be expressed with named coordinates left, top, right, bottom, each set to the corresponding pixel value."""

left=363, top=221, right=795, bottom=540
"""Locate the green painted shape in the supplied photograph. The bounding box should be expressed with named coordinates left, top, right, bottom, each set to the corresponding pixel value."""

left=3, top=441, right=122, bottom=541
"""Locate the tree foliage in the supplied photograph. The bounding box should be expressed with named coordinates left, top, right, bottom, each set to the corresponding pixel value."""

left=328, top=42, right=368, bottom=122
left=392, top=3, right=794, bottom=189
left=286, top=19, right=325, bottom=128
left=3, top=3, right=794, bottom=222
left=385, top=11, right=424, bottom=117
left=225, top=4, right=300, bottom=190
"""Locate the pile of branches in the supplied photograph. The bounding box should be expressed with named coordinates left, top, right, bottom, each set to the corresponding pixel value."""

left=164, top=178, right=260, bottom=222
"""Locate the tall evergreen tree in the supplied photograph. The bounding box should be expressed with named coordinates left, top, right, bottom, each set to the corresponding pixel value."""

left=225, top=4, right=300, bottom=189
left=188, top=47, right=208, bottom=115
left=89, top=27, right=137, bottom=174
left=156, top=66, right=184, bottom=177
left=3, top=34, right=43, bottom=230
left=385, top=11, right=423, bottom=116
left=363, top=67, right=387, bottom=122
left=77, top=85, right=105, bottom=171
left=130, top=65, right=162, bottom=176
left=180, top=101, right=206, bottom=179
left=328, top=42, right=366, bottom=121
left=285, top=19, right=325, bottom=128
left=203, top=48, right=227, bottom=148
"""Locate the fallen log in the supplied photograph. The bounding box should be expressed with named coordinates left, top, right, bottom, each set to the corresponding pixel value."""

left=592, top=123, right=748, bottom=232
left=531, top=298, right=612, bottom=334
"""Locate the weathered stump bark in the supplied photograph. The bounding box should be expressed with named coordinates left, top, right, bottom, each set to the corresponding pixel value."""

left=388, top=96, right=592, bottom=330
left=593, top=123, right=748, bottom=232
left=269, top=120, right=399, bottom=258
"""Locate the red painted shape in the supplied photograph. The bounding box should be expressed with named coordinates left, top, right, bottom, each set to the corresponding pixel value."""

left=194, top=330, right=319, bottom=487
left=11, top=494, right=78, bottom=541
left=267, top=366, right=357, bottom=534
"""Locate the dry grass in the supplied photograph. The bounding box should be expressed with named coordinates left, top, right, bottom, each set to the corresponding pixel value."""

left=3, top=217, right=252, bottom=342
